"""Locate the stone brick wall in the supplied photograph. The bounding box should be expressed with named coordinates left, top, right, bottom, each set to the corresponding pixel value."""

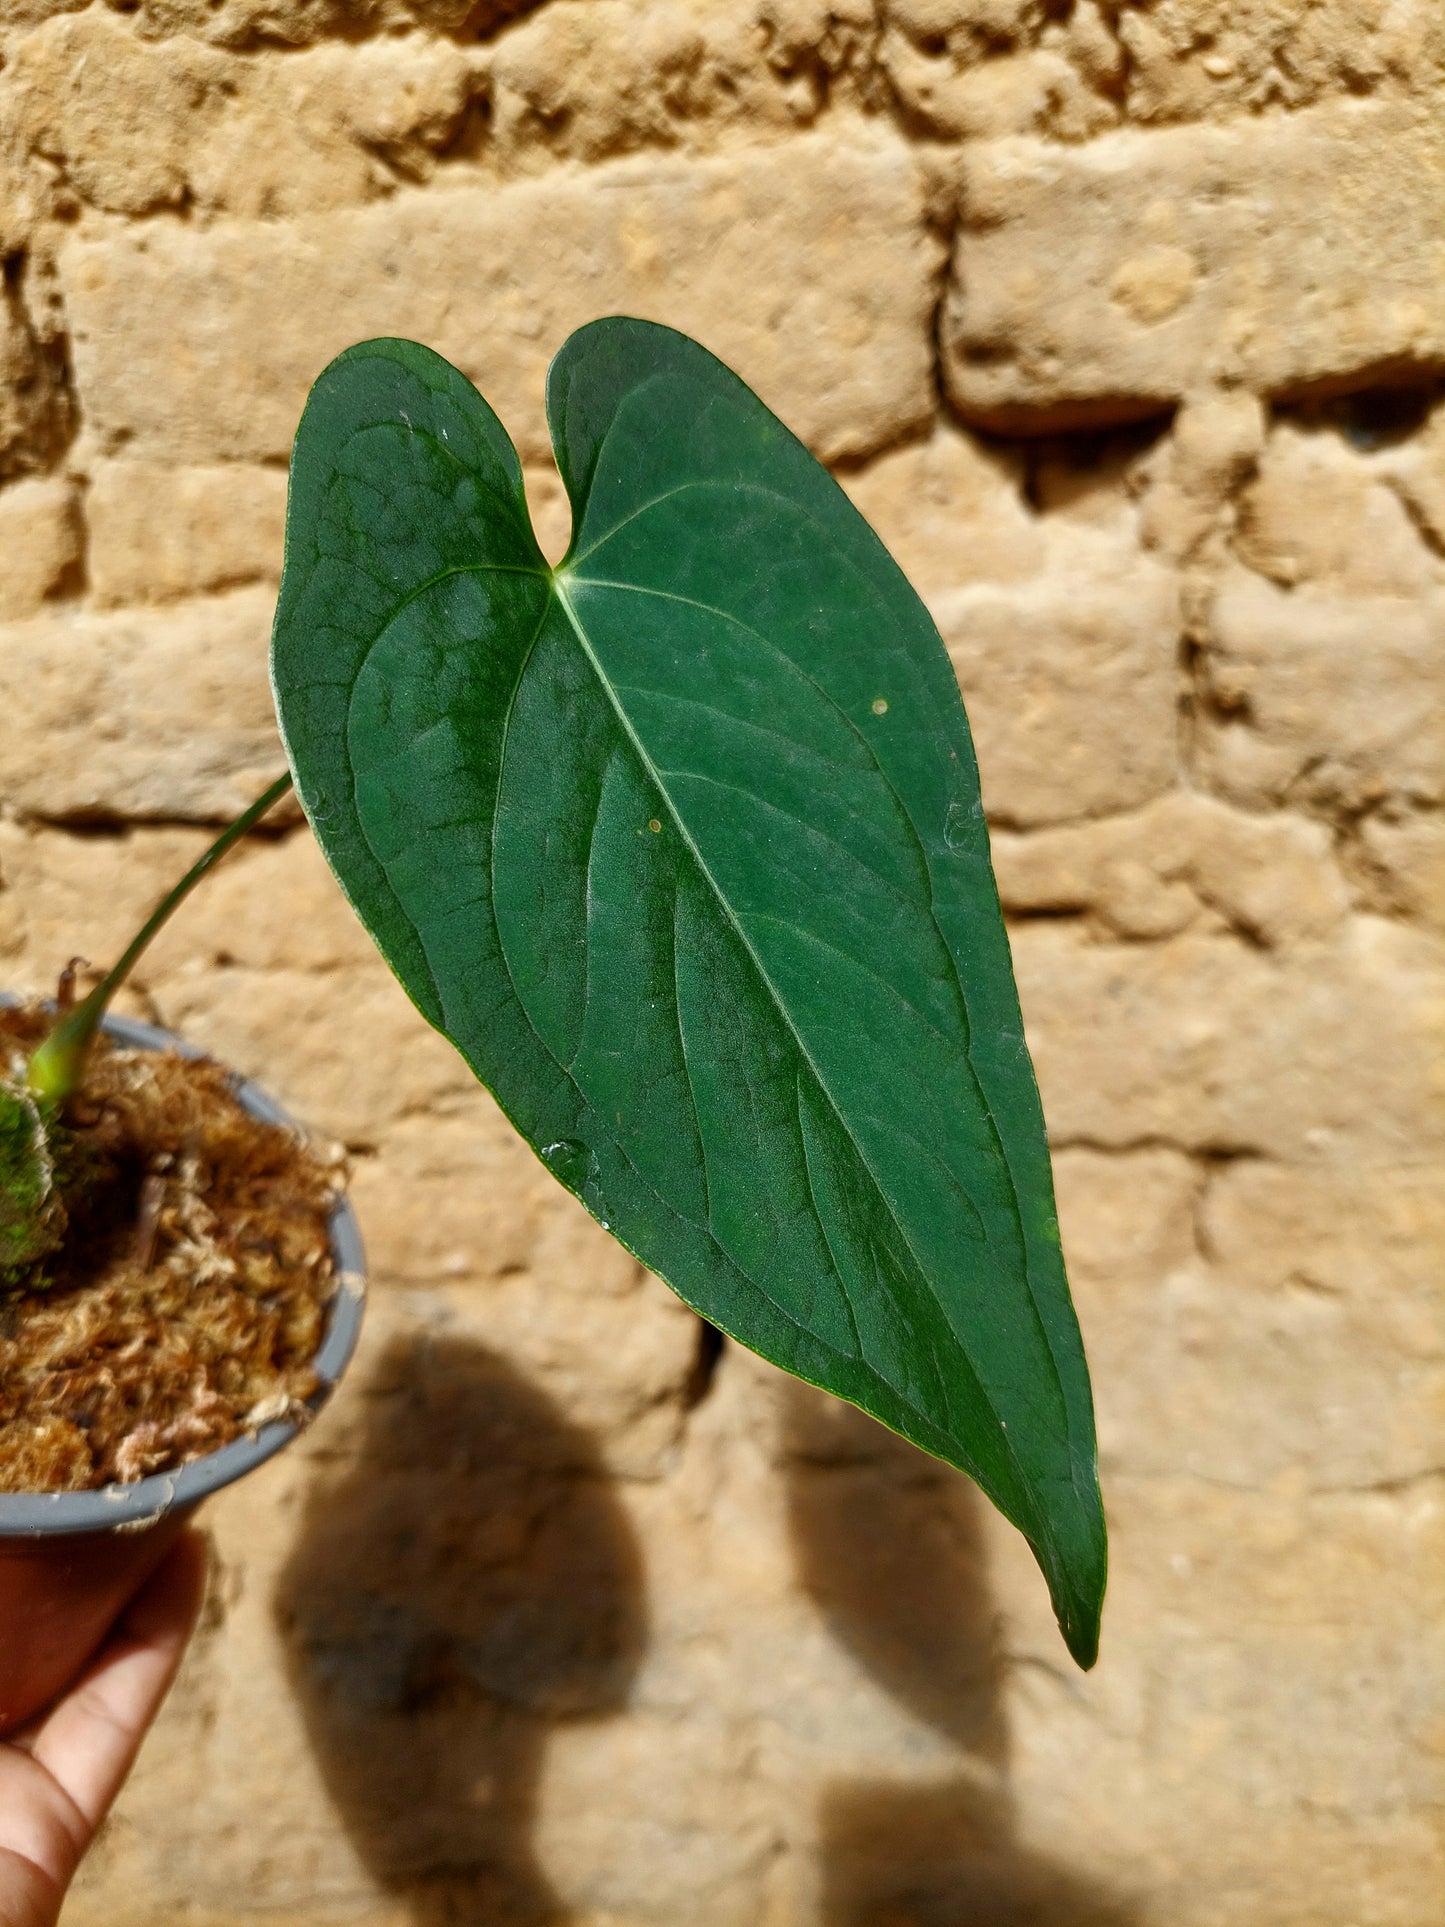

left=1, top=2, right=1442, bottom=1920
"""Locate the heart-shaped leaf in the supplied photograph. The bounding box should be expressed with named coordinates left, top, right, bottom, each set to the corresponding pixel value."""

left=272, top=321, right=1106, bottom=1664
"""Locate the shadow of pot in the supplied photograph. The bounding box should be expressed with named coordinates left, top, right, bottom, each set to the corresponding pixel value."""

left=0, top=1009, right=366, bottom=1734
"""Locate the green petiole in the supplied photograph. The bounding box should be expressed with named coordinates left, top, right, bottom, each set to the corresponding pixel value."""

left=26, top=773, right=294, bottom=1109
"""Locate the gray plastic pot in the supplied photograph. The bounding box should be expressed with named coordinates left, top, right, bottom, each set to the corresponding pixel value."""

left=0, top=1007, right=366, bottom=1732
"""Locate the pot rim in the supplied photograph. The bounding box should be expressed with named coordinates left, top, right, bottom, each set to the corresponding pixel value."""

left=0, top=1002, right=366, bottom=1538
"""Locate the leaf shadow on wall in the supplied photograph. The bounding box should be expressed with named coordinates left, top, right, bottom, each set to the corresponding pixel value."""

left=276, top=1333, right=645, bottom=1927
left=784, top=1384, right=1137, bottom=1927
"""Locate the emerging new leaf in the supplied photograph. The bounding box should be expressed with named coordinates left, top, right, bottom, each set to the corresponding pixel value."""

left=272, top=321, right=1107, bottom=1664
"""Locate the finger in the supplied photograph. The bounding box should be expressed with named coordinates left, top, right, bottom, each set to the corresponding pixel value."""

left=29, top=1531, right=208, bottom=1835
left=0, top=1745, right=75, bottom=1927
left=0, top=1842, right=66, bottom=1927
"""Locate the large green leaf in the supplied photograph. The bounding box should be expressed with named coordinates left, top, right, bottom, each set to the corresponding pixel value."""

left=271, top=320, right=1106, bottom=1664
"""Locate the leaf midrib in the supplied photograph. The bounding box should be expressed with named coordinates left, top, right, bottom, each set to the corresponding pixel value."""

left=550, top=571, right=1043, bottom=1480
left=557, top=566, right=1079, bottom=1457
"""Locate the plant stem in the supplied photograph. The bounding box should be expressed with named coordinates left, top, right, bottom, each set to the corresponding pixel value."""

left=26, top=772, right=295, bottom=1108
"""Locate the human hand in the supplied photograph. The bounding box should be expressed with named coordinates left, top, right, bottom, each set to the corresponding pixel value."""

left=0, top=1532, right=206, bottom=1927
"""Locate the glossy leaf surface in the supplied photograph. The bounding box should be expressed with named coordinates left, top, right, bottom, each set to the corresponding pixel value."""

left=271, top=321, right=1106, bottom=1663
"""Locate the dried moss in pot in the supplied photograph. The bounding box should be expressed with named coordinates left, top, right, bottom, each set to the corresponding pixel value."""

left=0, top=773, right=353, bottom=1497
left=0, top=1004, right=339, bottom=1493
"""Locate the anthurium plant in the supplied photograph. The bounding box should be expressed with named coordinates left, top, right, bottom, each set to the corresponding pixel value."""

left=1, top=318, right=1105, bottom=1666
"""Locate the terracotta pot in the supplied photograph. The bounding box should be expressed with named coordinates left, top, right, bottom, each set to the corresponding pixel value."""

left=0, top=1514, right=194, bottom=1732
left=0, top=1009, right=366, bottom=1734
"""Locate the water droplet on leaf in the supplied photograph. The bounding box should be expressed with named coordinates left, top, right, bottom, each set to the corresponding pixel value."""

left=540, top=1137, right=611, bottom=1223
left=944, top=801, right=975, bottom=851
left=540, top=1138, right=597, bottom=1193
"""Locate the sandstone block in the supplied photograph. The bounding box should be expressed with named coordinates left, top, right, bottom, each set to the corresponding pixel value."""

left=0, top=0, right=92, bottom=28
left=1077, top=1225, right=1445, bottom=1494
left=182, top=36, right=480, bottom=219
left=537, top=1708, right=783, bottom=1925
left=943, top=96, right=1445, bottom=430
left=5, top=11, right=220, bottom=217
left=993, top=791, right=1350, bottom=945
left=0, top=586, right=283, bottom=820
left=1234, top=418, right=1439, bottom=597
left=152, top=961, right=476, bottom=1146
left=994, top=1613, right=1445, bottom=1927
left=1118, top=0, right=1445, bottom=125
left=145, top=826, right=374, bottom=976
left=0, top=819, right=209, bottom=993
left=1053, top=1147, right=1445, bottom=1493
left=1052, top=1144, right=1199, bottom=1298
left=0, top=475, right=79, bottom=619
left=840, top=417, right=1166, bottom=608
left=1166, top=388, right=1267, bottom=499
left=1198, top=1161, right=1445, bottom=1484
left=347, top=1105, right=562, bottom=1286
left=1204, top=1156, right=1444, bottom=1310
left=934, top=562, right=1180, bottom=826
left=354, top=1273, right=702, bottom=1482
left=485, top=0, right=874, bottom=164
left=987, top=1476, right=1444, bottom=1910
left=970, top=1484, right=1445, bottom=1927
left=113, top=0, right=531, bottom=47
left=1103, top=1475, right=1445, bottom=1641
left=838, top=422, right=1039, bottom=595
left=1141, top=1628, right=1445, bottom=1834
left=1354, top=811, right=1445, bottom=935
left=0, top=821, right=368, bottom=996
left=1014, top=916, right=1445, bottom=1164
left=62, top=130, right=938, bottom=467
left=879, top=32, right=1116, bottom=143
left=3, top=11, right=488, bottom=219
left=1196, top=569, right=1445, bottom=813
left=1135, top=390, right=1268, bottom=564
left=88, top=462, right=288, bottom=606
